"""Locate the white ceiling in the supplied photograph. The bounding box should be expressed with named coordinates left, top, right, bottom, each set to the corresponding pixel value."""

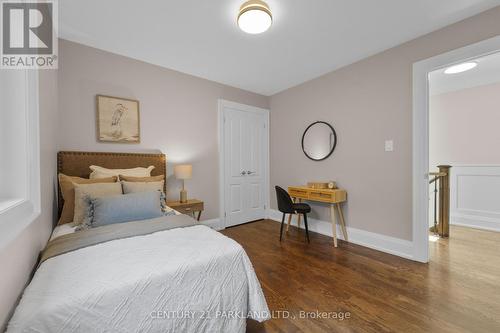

left=430, top=51, right=500, bottom=95
left=59, top=0, right=500, bottom=96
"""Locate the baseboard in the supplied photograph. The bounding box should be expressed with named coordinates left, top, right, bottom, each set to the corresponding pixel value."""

left=267, top=209, right=414, bottom=260
left=451, top=214, right=500, bottom=232
left=201, top=218, right=225, bottom=231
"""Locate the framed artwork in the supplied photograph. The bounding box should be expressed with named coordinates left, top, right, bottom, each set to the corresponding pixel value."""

left=96, top=95, right=140, bottom=143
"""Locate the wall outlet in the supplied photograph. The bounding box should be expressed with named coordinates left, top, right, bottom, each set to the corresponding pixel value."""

left=385, top=140, right=394, bottom=152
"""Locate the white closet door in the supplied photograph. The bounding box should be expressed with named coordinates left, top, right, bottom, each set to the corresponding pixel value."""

left=223, top=105, right=268, bottom=227
left=244, top=111, right=266, bottom=222
left=224, top=108, right=247, bottom=227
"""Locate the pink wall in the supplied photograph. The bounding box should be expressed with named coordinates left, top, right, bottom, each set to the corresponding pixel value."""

left=57, top=39, right=269, bottom=220
left=270, top=7, right=500, bottom=240
left=430, top=82, right=500, bottom=169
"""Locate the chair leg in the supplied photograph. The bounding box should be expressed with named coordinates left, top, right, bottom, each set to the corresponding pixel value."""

left=303, top=213, right=310, bottom=243
left=280, top=213, right=285, bottom=242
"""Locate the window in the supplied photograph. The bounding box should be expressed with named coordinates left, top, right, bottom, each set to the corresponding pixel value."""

left=0, top=70, right=40, bottom=244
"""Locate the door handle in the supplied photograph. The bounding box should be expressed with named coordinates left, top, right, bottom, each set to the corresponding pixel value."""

left=247, top=171, right=254, bottom=175
left=241, top=171, right=247, bottom=175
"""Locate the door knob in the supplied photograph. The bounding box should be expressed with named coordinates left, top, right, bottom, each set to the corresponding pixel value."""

left=247, top=171, right=254, bottom=175
left=241, top=171, right=247, bottom=175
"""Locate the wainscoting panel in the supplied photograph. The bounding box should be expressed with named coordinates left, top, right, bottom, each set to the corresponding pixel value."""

left=450, top=165, right=500, bottom=231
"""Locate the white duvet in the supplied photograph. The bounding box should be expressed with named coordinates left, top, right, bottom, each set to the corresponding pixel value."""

left=7, top=225, right=269, bottom=333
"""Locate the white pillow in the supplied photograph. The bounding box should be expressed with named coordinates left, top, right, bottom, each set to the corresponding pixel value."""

left=121, top=180, right=164, bottom=194
left=73, top=182, right=123, bottom=225
left=89, top=165, right=155, bottom=179
left=49, top=223, right=77, bottom=241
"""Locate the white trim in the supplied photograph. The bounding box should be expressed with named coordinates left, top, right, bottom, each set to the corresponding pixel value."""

left=0, top=70, right=40, bottom=250
left=412, top=36, right=500, bottom=263
left=267, top=209, right=414, bottom=260
left=451, top=216, right=500, bottom=232
left=449, top=165, right=500, bottom=232
left=217, top=99, right=270, bottom=229
left=26, top=70, right=41, bottom=213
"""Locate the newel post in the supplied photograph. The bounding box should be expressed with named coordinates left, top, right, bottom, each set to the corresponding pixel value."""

left=437, top=165, right=451, bottom=237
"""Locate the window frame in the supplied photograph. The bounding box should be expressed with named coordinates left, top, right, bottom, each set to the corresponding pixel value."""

left=0, top=70, right=40, bottom=248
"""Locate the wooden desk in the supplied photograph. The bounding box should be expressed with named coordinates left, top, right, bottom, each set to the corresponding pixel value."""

left=288, top=186, right=347, bottom=247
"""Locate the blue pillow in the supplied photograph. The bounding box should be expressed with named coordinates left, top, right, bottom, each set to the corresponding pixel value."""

left=90, top=191, right=163, bottom=227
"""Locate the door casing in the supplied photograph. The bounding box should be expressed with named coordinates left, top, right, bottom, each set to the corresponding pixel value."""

left=412, top=36, right=500, bottom=263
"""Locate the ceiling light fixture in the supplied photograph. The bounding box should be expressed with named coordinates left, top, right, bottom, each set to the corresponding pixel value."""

left=444, top=62, right=478, bottom=74
left=237, top=0, right=272, bottom=34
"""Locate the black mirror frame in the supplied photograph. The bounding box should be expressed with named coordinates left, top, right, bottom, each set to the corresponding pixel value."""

left=301, top=121, right=337, bottom=161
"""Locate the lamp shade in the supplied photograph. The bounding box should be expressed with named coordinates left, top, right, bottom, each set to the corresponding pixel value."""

left=174, top=164, right=192, bottom=180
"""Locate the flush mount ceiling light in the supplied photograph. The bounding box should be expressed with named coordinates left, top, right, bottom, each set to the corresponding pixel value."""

left=444, top=62, right=478, bottom=74
left=237, top=0, right=272, bottom=34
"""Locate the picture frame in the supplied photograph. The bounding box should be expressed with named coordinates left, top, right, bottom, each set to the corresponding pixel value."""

left=96, top=95, right=140, bottom=143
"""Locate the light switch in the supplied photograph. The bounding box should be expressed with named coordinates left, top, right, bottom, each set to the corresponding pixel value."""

left=385, top=140, right=394, bottom=152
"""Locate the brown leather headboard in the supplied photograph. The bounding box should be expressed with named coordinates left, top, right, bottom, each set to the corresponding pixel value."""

left=57, top=151, right=166, bottom=217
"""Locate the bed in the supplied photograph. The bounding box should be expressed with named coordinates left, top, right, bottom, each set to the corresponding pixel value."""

left=7, top=151, right=269, bottom=333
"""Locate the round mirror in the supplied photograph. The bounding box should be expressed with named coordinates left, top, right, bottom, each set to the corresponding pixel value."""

left=301, top=121, right=337, bottom=161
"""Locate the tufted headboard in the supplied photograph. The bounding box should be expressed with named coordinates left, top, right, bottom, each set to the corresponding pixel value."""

left=57, top=151, right=166, bottom=217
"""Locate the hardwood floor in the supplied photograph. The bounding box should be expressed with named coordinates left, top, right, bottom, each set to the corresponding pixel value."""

left=222, top=220, right=500, bottom=333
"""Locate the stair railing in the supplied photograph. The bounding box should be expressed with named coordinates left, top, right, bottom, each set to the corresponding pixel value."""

left=429, top=165, right=451, bottom=238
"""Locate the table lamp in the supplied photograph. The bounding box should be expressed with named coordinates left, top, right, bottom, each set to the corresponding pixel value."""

left=174, top=164, right=192, bottom=203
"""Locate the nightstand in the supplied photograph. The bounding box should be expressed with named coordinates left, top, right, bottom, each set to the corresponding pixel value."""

left=166, top=199, right=204, bottom=221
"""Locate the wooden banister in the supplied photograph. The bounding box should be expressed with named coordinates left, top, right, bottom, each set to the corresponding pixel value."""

left=437, top=165, right=451, bottom=237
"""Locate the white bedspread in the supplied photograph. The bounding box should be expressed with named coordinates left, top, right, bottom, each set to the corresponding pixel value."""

left=7, top=225, right=269, bottom=333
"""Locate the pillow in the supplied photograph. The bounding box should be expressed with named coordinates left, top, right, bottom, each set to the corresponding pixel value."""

left=119, top=174, right=165, bottom=182
left=73, top=182, right=123, bottom=225
left=57, top=173, right=118, bottom=225
left=121, top=180, right=164, bottom=194
left=49, top=222, right=77, bottom=241
left=89, top=191, right=163, bottom=227
left=89, top=165, right=155, bottom=179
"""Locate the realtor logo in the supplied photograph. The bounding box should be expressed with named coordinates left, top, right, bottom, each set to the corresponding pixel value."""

left=1, top=0, right=58, bottom=69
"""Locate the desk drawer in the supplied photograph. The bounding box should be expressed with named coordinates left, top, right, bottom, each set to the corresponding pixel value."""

left=175, top=202, right=204, bottom=215
left=309, top=191, right=335, bottom=203
left=289, top=188, right=309, bottom=198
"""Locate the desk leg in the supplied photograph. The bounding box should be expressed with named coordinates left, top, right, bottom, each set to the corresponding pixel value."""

left=336, top=203, right=347, bottom=242
left=197, top=211, right=202, bottom=221
left=286, top=197, right=296, bottom=232
left=297, top=198, right=302, bottom=230
left=330, top=204, right=338, bottom=247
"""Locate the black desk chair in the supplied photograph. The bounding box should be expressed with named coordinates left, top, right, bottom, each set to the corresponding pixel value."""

left=275, top=186, right=311, bottom=243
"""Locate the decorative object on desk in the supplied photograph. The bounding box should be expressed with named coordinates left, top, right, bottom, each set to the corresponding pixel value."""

left=307, top=182, right=327, bottom=189
left=307, top=181, right=337, bottom=189
left=302, top=121, right=337, bottom=161
left=96, top=95, right=140, bottom=143
left=174, top=164, right=192, bottom=203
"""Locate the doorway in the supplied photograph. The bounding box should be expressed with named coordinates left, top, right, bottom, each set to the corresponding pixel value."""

left=218, top=100, right=270, bottom=228
left=427, top=50, right=500, bottom=256
left=412, top=36, right=500, bottom=262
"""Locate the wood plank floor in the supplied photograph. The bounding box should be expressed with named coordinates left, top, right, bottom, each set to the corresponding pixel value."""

left=222, top=220, right=500, bottom=333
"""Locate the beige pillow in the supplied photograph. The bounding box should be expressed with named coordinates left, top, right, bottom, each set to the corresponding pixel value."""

left=121, top=180, right=164, bottom=194
left=73, top=182, right=123, bottom=225
left=89, top=165, right=155, bottom=179
left=58, top=174, right=117, bottom=225
left=119, top=174, right=165, bottom=182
